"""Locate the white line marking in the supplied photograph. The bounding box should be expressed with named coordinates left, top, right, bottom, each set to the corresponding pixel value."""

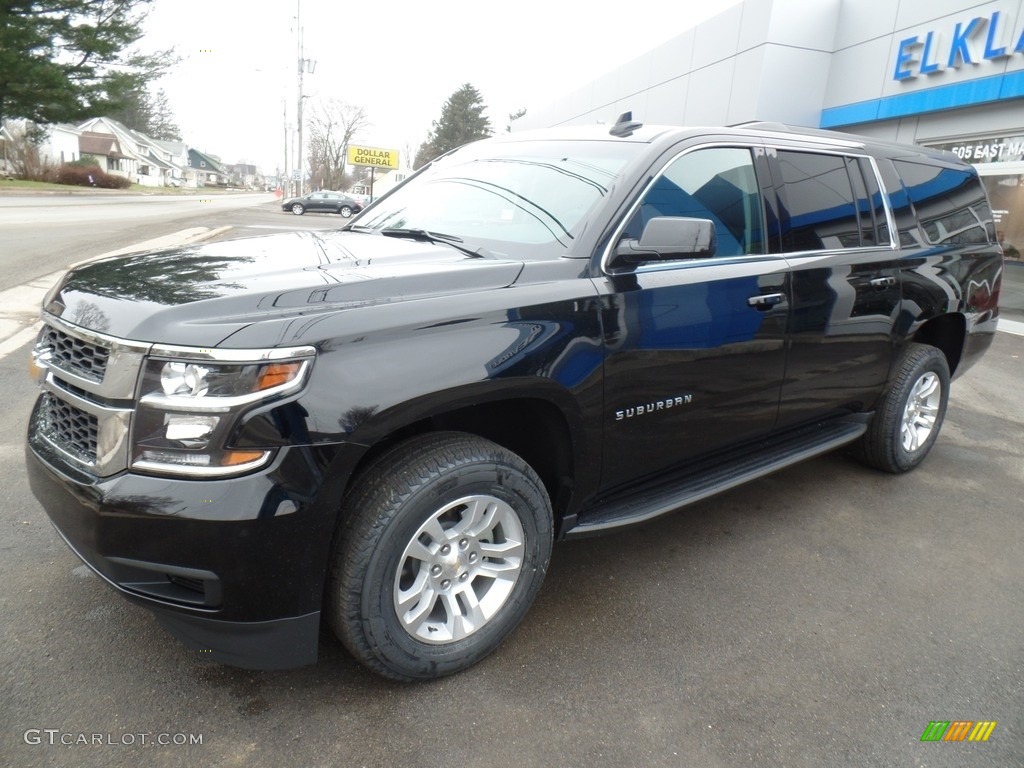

left=998, top=318, right=1024, bottom=337
left=0, top=322, right=41, bottom=359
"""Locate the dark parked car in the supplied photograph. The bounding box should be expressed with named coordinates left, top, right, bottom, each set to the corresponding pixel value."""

left=281, top=190, right=363, bottom=217
left=27, top=117, right=1003, bottom=681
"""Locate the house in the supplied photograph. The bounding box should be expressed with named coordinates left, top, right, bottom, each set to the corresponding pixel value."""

left=188, top=149, right=228, bottom=187
left=0, top=119, right=82, bottom=176
left=78, top=131, right=130, bottom=174
left=153, top=139, right=189, bottom=186
left=77, top=117, right=185, bottom=187
left=227, top=163, right=259, bottom=189
left=40, top=123, right=82, bottom=166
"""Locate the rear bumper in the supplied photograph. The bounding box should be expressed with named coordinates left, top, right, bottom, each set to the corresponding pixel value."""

left=25, top=419, right=356, bottom=670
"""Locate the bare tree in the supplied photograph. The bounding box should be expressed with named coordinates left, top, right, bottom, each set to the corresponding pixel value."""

left=3, top=120, right=51, bottom=180
left=506, top=108, right=526, bottom=133
left=306, top=99, right=369, bottom=191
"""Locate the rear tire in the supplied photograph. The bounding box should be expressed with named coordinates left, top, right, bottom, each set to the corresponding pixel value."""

left=327, top=432, right=553, bottom=680
left=856, top=343, right=950, bottom=473
left=339, top=205, right=353, bottom=218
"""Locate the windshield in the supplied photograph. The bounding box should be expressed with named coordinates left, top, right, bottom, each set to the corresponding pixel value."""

left=350, top=140, right=643, bottom=259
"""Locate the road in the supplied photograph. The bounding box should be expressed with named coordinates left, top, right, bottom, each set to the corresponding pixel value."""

left=0, top=194, right=351, bottom=353
left=0, top=193, right=280, bottom=286
left=0, top=196, right=1021, bottom=767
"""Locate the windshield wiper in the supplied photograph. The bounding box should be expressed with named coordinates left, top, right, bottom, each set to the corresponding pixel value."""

left=379, top=228, right=489, bottom=258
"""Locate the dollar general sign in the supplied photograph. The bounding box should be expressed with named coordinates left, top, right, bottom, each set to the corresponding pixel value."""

left=348, top=146, right=399, bottom=169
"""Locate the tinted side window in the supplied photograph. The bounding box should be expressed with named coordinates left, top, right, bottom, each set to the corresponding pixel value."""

left=892, top=159, right=995, bottom=245
left=776, top=151, right=860, bottom=251
left=846, top=157, right=877, bottom=246
left=876, top=159, right=919, bottom=247
left=624, top=147, right=764, bottom=257
left=857, top=157, right=891, bottom=247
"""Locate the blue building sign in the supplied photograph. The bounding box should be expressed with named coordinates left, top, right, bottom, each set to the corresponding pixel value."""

left=894, top=10, right=1024, bottom=80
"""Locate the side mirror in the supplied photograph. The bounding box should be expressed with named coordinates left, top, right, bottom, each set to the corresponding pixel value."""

left=612, top=217, right=717, bottom=267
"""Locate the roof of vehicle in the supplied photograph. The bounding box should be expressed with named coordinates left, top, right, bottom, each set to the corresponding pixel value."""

left=492, top=117, right=964, bottom=166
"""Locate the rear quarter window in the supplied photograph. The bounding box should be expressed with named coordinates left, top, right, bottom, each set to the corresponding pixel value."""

left=892, top=159, right=995, bottom=246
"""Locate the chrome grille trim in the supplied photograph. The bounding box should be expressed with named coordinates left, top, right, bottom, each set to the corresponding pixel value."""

left=37, top=374, right=134, bottom=475
left=33, top=314, right=145, bottom=477
left=40, top=325, right=109, bottom=382
left=39, top=394, right=98, bottom=463
left=33, top=314, right=151, bottom=400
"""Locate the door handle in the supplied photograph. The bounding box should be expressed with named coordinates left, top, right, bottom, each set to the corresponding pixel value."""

left=869, top=276, right=896, bottom=289
left=747, top=293, right=785, bottom=310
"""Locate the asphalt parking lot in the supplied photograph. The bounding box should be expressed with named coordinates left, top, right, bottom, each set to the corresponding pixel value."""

left=1, top=330, right=1021, bottom=768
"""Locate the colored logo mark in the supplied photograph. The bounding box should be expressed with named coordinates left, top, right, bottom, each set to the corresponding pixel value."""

left=920, top=720, right=997, bottom=742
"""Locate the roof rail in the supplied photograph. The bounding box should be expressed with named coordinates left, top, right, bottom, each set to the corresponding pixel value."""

left=728, top=120, right=791, bottom=132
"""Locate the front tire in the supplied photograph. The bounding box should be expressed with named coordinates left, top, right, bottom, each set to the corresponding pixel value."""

left=857, top=343, right=950, bottom=473
left=291, top=203, right=305, bottom=215
left=328, top=432, right=553, bottom=680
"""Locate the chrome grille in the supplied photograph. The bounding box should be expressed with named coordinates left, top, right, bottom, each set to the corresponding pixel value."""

left=32, top=316, right=148, bottom=477
left=40, top=393, right=98, bottom=463
left=41, top=325, right=110, bottom=383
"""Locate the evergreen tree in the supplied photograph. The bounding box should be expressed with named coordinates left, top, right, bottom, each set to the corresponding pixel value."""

left=147, top=88, right=180, bottom=141
left=0, top=0, right=173, bottom=126
left=413, top=83, right=493, bottom=169
left=104, top=72, right=154, bottom=133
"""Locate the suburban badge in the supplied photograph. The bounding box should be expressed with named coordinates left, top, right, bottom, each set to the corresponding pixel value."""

left=615, top=395, right=693, bottom=421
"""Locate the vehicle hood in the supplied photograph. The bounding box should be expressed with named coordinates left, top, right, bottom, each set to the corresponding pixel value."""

left=43, top=230, right=525, bottom=346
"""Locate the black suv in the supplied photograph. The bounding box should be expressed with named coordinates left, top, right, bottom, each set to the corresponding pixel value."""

left=26, top=118, right=1003, bottom=680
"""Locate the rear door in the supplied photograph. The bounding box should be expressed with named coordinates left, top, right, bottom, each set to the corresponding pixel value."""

left=765, top=147, right=901, bottom=428
left=595, top=142, right=791, bottom=491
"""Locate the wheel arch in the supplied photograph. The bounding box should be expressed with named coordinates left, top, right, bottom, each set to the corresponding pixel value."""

left=332, top=389, right=587, bottom=537
left=910, top=313, right=966, bottom=377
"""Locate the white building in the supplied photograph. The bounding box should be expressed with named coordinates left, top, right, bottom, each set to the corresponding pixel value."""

left=519, top=0, right=1024, bottom=320
left=0, top=120, right=81, bottom=174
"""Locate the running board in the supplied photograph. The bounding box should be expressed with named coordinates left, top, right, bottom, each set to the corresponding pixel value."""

left=566, top=420, right=866, bottom=538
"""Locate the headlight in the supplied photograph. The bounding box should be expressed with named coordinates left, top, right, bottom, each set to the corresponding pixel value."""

left=131, top=347, right=315, bottom=477
left=153, top=359, right=307, bottom=405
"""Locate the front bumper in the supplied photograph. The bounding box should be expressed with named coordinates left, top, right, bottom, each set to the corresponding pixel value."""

left=26, top=422, right=353, bottom=670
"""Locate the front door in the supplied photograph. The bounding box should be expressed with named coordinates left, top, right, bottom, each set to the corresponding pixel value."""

left=596, top=144, right=790, bottom=492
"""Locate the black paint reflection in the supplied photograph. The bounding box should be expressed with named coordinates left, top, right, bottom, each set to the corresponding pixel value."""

left=65, top=248, right=250, bottom=305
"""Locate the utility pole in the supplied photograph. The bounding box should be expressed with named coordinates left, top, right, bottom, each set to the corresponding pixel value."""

left=282, top=98, right=289, bottom=195
left=296, top=0, right=304, bottom=197
left=291, top=0, right=315, bottom=196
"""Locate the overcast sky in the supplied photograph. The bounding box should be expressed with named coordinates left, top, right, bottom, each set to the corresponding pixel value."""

left=142, top=0, right=744, bottom=172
